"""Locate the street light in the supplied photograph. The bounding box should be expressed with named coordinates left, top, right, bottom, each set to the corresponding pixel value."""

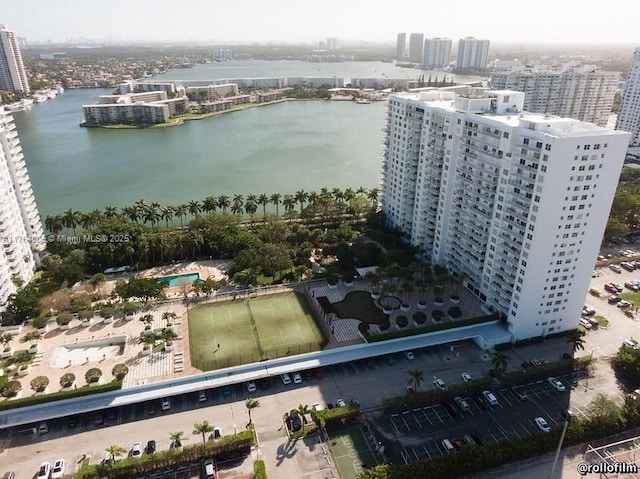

left=548, top=409, right=573, bottom=479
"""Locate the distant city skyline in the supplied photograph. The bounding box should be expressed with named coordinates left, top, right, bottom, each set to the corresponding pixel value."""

left=3, top=0, right=640, bottom=45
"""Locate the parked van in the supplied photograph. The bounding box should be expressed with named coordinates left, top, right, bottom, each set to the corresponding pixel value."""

left=441, top=438, right=456, bottom=453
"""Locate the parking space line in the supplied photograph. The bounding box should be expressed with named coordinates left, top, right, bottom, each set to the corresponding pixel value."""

left=401, top=411, right=413, bottom=430
left=400, top=449, right=409, bottom=464
left=411, top=410, right=424, bottom=429
left=520, top=422, right=531, bottom=436
left=422, top=446, right=432, bottom=459
left=390, top=414, right=401, bottom=434
left=431, top=407, right=446, bottom=424
left=420, top=408, right=434, bottom=426
left=499, top=389, right=514, bottom=407
left=510, top=426, right=521, bottom=438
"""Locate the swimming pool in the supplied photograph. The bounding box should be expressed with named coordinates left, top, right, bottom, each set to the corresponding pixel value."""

left=157, top=272, right=201, bottom=287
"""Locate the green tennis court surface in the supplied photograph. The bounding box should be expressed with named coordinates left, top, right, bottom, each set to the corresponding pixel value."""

left=328, top=427, right=379, bottom=479
left=188, top=292, right=325, bottom=371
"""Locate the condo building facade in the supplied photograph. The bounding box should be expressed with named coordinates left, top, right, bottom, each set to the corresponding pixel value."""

left=396, top=33, right=407, bottom=60
left=490, top=61, right=618, bottom=127
left=617, top=48, right=640, bottom=145
left=456, top=37, right=490, bottom=70
left=0, top=107, right=43, bottom=309
left=380, top=89, right=628, bottom=340
left=423, top=38, right=452, bottom=69
left=0, top=24, right=30, bottom=93
left=408, top=33, right=425, bottom=63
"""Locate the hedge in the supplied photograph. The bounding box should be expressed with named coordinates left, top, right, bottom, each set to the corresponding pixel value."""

left=0, top=380, right=122, bottom=411
left=362, top=312, right=500, bottom=343
left=314, top=405, right=361, bottom=431
left=254, top=460, right=267, bottom=479
left=76, top=430, right=255, bottom=479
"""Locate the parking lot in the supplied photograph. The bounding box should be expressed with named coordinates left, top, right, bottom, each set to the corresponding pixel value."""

left=366, top=373, right=579, bottom=465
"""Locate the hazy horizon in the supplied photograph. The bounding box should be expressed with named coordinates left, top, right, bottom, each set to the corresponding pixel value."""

left=4, top=0, right=640, bottom=46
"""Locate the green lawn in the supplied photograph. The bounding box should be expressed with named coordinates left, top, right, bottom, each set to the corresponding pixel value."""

left=332, top=291, right=388, bottom=324
left=188, top=292, right=325, bottom=371
left=620, top=291, right=640, bottom=305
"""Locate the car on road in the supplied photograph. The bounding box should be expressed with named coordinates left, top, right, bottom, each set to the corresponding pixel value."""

left=51, top=459, right=65, bottom=479
left=292, top=372, right=303, bottom=384
left=336, top=398, right=346, bottom=407
left=617, top=300, right=633, bottom=309
left=281, top=373, right=292, bottom=385
left=198, top=390, right=207, bottom=402
left=131, top=442, right=143, bottom=458
left=547, top=377, right=566, bottom=392
left=433, top=377, right=447, bottom=390
left=161, top=398, right=171, bottom=411
left=461, top=372, right=472, bottom=383
left=146, top=440, right=156, bottom=454
left=482, top=390, right=499, bottom=406
left=36, top=462, right=50, bottom=479
left=512, top=386, right=529, bottom=401
left=535, top=417, right=551, bottom=432
left=246, top=381, right=257, bottom=393
left=404, top=350, right=415, bottom=360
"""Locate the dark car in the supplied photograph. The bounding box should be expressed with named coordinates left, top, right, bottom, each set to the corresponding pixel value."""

left=147, top=403, right=157, bottom=415
left=222, top=386, right=233, bottom=397
left=608, top=295, right=622, bottom=304
left=146, top=440, right=156, bottom=454
left=303, top=370, right=313, bottom=380
left=451, top=437, right=465, bottom=450
left=93, top=413, right=104, bottom=426
left=512, top=386, right=529, bottom=401
left=313, top=368, right=324, bottom=379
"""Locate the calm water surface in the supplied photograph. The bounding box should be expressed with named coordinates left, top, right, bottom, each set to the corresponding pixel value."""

left=12, top=61, right=483, bottom=218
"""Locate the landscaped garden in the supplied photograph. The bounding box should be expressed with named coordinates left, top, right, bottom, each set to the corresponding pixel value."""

left=188, top=292, right=326, bottom=371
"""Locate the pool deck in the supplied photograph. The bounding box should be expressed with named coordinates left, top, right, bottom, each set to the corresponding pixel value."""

left=138, top=260, right=230, bottom=298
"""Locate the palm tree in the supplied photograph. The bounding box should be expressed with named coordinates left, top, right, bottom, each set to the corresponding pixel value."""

left=161, top=205, right=175, bottom=228
left=231, top=203, right=243, bottom=216
left=246, top=193, right=257, bottom=206
left=367, top=187, right=380, bottom=208
left=217, top=195, right=230, bottom=214
left=270, top=193, right=282, bottom=216
left=356, top=186, right=367, bottom=197
left=62, top=208, right=80, bottom=234
left=174, top=204, right=187, bottom=228
left=44, top=215, right=64, bottom=234
left=169, top=431, right=186, bottom=449
left=202, top=195, right=217, bottom=216
left=567, top=331, right=586, bottom=353
left=232, top=194, right=244, bottom=208
left=491, top=352, right=510, bottom=379
left=245, top=200, right=258, bottom=220
left=257, top=194, right=269, bottom=217
left=246, top=397, right=260, bottom=424
left=294, top=190, right=309, bottom=215
left=187, top=200, right=201, bottom=219
left=105, top=444, right=126, bottom=463
left=103, top=205, right=119, bottom=219
left=122, top=206, right=139, bottom=224
left=297, top=403, right=310, bottom=423
left=406, top=369, right=425, bottom=391
left=193, top=421, right=214, bottom=451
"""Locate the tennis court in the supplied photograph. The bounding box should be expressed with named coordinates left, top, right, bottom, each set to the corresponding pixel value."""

left=328, top=427, right=379, bottom=479
left=188, top=292, right=325, bottom=371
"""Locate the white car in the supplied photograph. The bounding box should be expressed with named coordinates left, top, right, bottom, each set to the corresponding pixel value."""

left=36, top=462, right=51, bottom=479
left=482, top=390, right=499, bottom=406
left=161, top=397, right=171, bottom=411
left=336, top=398, right=346, bottom=407
left=131, top=442, right=143, bottom=458
left=312, top=402, right=325, bottom=412
left=51, top=459, right=65, bottom=479
left=547, top=377, right=566, bottom=392
left=281, top=373, right=292, bottom=385
left=433, top=378, right=447, bottom=390
left=198, top=390, right=207, bottom=402
left=461, top=372, right=472, bottom=383
left=404, top=350, right=415, bottom=360
left=292, top=372, right=303, bottom=384
left=535, top=417, right=551, bottom=433
left=246, top=381, right=257, bottom=393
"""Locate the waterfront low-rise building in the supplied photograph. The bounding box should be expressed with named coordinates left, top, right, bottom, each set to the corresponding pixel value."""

left=185, top=83, right=239, bottom=101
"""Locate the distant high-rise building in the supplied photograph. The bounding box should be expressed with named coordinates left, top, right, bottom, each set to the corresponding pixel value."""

left=396, top=33, right=407, bottom=60
left=617, top=48, right=640, bottom=145
left=490, top=61, right=618, bottom=127
left=0, top=107, right=43, bottom=309
left=0, top=24, right=30, bottom=94
left=423, top=38, right=452, bottom=68
left=456, top=37, right=490, bottom=70
left=326, top=38, right=338, bottom=50
left=380, top=89, right=628, bottom=340
left=409, top=33, right=424, bottom=63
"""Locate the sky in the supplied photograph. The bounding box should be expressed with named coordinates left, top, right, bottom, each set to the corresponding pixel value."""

left=3, top=0, right=640, bottom=45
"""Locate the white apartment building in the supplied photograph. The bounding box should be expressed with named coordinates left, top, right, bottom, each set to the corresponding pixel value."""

left=185, top=83, right=239, bottom=101
left=396, top=33, right=407, bottom=60
left=490, top=61, right=618, bottom=127
left=423, top=38, right=452, bottom=69
left=409, top=33, right=424, bottom=63
left=381, top=90, right=629, bottom=340
left=0, top=107, right=44, bottom=309
left=456, top=37, right=490, bottom=70
left=617, top=48, right=640, bottom=145
left=82, top=103, right=171, bottom=126
left=0, top=24, right=30, bottom=93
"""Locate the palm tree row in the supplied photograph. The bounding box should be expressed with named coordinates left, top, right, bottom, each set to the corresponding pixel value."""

left=44, top=187, right=380, bottom=234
